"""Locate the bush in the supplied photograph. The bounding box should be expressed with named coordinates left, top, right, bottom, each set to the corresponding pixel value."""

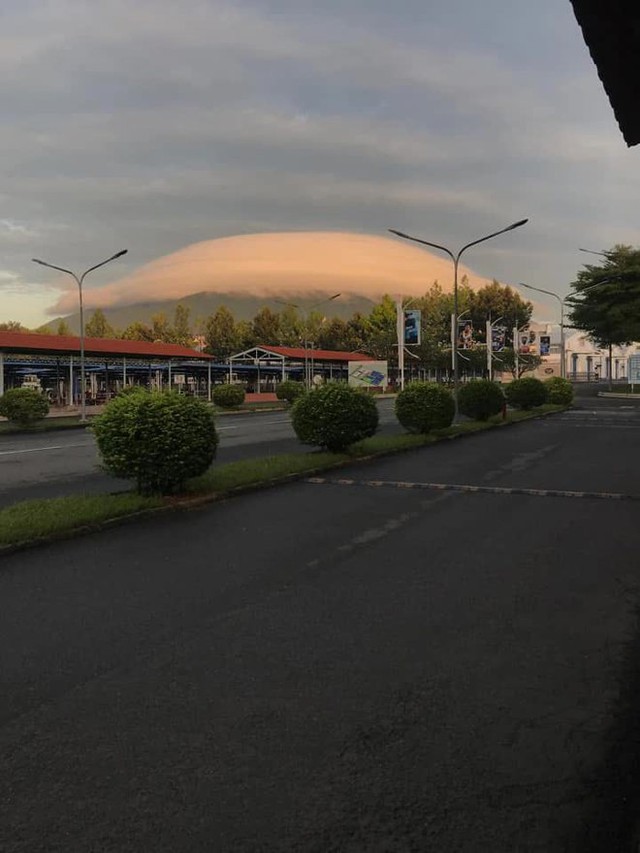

left=544, top=376, right=573, bottom=405
left=93, top=391, right=218, bottom=495
left=275, top=380, right=305, bottom=403
left=457, top=380, right=505, bottom=422
left=212, top=384, right=245, bottom=408
left=395, top=382, right=455, bottom=433
left=505, top=377, right=547, bottom=410
left=291, top=383, right=378, bottom=451
left=0, top=388, right=49, bottom=427
left=117, top=384, right=147, bottom=397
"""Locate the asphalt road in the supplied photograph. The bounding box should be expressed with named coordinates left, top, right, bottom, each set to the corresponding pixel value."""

left=2, top=399, right=640, bottom=850
left=0, top=400, right=401, bottom=507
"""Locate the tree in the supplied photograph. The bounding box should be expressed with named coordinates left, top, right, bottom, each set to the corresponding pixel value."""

left=472, top=280, right=533, bottom=343
left=204, top=306, right=239, bottom=361
left=568, top=244, right=640, bottom=387
left=367, top=294, right=397, bottom=360
left=252, top=307, right=281, bottom=345
left=85, top=308, right=114, bottom=339
left=236, top=320, right=256, bottom=350
left=317, top=317, right=349, bottom=351
left=56, top=320, right=71, bottom=336
left=495, top=348, right=542, bottom=379
left=0, top=320, right=26, bottom=332
left=343, top=313, right=371, bottom=353
left=172, top=304, right=192, bottom=347
left=120, top=322, right=154, bottom=342
left=150, top=312, right=173, bottom=343
left=278, top=306, right=302, bottom=346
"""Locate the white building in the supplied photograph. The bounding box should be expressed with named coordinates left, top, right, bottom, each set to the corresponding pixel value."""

left=564, top=331, right=639, bottom=381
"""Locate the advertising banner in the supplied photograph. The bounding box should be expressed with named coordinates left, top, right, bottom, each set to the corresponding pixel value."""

left=518, top=329, right=538, bottom=355
left=348, top=361, right=388, bottom=389
left=403, top=309, right=421, bottom=346
left=491, top=326, right=507, bottom=353
left=628, top=354, right=640, bottom=384
left=458, top=321, right=474, bottom=350
left=539, top=335, right=551, bottom=356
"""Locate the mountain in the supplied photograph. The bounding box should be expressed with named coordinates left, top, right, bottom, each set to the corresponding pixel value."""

left=39, top=291, right=379, bottom=335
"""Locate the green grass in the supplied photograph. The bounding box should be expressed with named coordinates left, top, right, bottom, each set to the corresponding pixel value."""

left=599, top=385, right=640, bottom=395
left=187, top=451, right=343, bottom=493
left=0, top=417, right=95, bottom=434
left=0, top=493, right=162, bottom=548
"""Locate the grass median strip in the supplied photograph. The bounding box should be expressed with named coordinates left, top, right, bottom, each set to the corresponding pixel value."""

left=0, top=493, right=162, bottom=548
left=0, top=404, right=567, bottom=551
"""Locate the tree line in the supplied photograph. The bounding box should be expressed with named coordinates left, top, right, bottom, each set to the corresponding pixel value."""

left=2, top=277, right=536, bottom=371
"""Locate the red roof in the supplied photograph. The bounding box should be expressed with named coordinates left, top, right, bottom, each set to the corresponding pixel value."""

left=260, top=345, right=369, bottom=362
left=0, top=331, right=211, bottom=360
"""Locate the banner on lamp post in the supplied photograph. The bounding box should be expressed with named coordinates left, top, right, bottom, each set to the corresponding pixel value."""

left=491, top=326, right=507, bottom=352
left=403, top=309, right=421, bottom=345
left=457, top=320, right=474, bottom=350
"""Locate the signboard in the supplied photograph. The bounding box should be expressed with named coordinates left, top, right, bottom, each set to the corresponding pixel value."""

left=458, top=321, right=474, bottom=350
left=628, top=354, right=640, bottom=384
left=539, top=335, right=551, bottom=356
left=518, top=329, right=538, bottom=355
left=348, top=360, right=388, bottom=389
left=403, top=309, right=421, bottom=345
left=491, top=326, right=506, bottom=353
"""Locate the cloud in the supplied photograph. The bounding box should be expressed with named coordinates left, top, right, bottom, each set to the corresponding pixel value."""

left=1, top=0, right=640, bottom=328
left=51, top=231, right=495, bottom=313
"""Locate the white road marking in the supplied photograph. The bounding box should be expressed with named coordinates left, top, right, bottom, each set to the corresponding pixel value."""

left=0, top=442, right=92, bottom=457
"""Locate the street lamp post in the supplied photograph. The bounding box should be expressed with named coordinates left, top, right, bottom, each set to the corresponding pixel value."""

left=32, top=250, right=128, bottom=422
left=275, top=294, right=341, bottom=388
left=389, top=219, right=528, bottom=411
left=517, top=279, right=613, bottom=380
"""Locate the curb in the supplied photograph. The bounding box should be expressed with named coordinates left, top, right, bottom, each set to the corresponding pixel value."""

left=0, top=406, right=568, bottom=557
left=597, top=392, right=640, bottom=401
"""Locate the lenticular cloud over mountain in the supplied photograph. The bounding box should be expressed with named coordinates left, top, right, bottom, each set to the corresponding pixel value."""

left=51, top=232, right=494, bottom=314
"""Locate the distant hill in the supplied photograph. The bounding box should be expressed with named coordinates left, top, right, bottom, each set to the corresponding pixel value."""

left=39, top=290, right=379, bottom=335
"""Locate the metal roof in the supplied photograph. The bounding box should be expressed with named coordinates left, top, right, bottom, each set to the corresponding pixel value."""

left=257, top=345, right=369, bottom=362
left=0, top=331, right=212, bottom=359
left=570, top=0, right=640, bottom=146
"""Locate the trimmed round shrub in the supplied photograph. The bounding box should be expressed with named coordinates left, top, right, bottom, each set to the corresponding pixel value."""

left=275, top=380, right=305, bottom=404
left=0, top=387, right=49, bottom=427
left=457, top=380, right=505, bottom=422
left=117, top=384, right=148, bottom=397
left=93, top=391, right=218, bottom=495
left=291, top=383, right=378, bottom=452
left=212, top=383, right=245, bottom=408
left=544, top=376, right=573, bottom=405
left=505, top=377, right=547, bottom=410
left=395, top=382, right=455, bottom=434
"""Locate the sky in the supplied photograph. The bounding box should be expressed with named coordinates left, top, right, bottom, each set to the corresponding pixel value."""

left=1, top=0, right=638, bottom=327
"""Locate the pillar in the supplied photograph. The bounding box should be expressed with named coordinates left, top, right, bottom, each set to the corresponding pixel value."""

left=0, top=351, right=4, bottom=397
left=207, top=360, right=212, bottom=401
left=69, top=354, right=74, bottom=406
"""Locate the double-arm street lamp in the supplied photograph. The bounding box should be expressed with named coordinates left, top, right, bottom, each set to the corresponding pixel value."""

left=32, top=250, right=128, bottom=422
left=389, top=219, right=528, bottom=406
left=517, top=279, right=614, bottom=380
left=275, top=293, right=341, bottom=388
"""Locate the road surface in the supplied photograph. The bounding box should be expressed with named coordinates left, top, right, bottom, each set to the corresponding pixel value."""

left=0, top=400, right=401, bottom=507
left=2, top=401, right=640, bottom=850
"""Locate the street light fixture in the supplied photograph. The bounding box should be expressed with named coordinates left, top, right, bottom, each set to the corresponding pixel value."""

left=275, top=293, right=341, bottom=388
left=389, top=219, right=528, bottom=410
left=32, top=250, right=128, bottom=422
